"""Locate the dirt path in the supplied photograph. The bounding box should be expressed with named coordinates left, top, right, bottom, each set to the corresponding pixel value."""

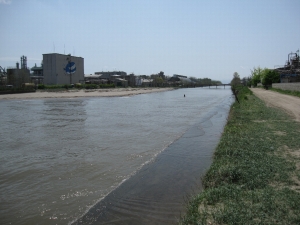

left=250, top=88, right=300, bottom=122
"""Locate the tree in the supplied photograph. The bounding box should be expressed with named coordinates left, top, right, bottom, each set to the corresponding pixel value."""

left=250, top=67, right=263, bottom=87
left=261, top=69, right=280, bottom=86
left=231, top=72, right=241, bottom=87
left=153, top=76, right=164, bottom=87
left=230, top=72, right=241, bottom=103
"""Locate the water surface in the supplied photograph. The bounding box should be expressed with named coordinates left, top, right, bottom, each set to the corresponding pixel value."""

left=0, top=88, right=232, bottom=224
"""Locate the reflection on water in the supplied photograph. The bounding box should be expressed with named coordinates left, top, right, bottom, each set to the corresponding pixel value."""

left=0, top=88, right=233, bottom=224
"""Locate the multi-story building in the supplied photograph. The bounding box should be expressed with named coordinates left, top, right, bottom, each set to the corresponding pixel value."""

left=43, top=53, right=84, bottom=85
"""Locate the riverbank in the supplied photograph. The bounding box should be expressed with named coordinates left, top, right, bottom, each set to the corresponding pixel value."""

left=0, top=87, right=174, bottom=100
left=181, top=87, right=300, bottom=224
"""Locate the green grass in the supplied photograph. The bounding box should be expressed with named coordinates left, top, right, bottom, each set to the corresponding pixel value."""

left=270, top=87, right=300, bottom=98
left=180, top=86, right=300, bottom=225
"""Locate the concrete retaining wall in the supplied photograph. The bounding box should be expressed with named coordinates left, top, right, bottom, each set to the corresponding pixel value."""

left=272, top=83, right=300, bottom=91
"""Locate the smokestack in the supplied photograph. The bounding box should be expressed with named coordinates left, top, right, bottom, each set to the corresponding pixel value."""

left=16, top=62, right=19, bottom=69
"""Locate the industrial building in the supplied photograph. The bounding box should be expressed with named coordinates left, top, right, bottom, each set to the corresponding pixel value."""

left=30, top=63, right=43, bottom=85
left=275, top=51, right=300, bottom=83
left=168, top=74, right=192, bottom=84
left=6, top=56, right=31, bottom=88
left=43, top=53, right=84, bottom=85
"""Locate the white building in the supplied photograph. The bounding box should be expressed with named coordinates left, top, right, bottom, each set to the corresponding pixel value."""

left=43, top=53, right=84, bottom=85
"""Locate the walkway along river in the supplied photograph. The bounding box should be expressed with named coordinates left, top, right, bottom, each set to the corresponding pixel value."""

left=0, top=88, right=233, bottom=225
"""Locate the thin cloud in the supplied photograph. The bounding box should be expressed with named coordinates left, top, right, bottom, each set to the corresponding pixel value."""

left=0, top=0, right=12, bottom=4
left=0, top=57, right=18, bottom=61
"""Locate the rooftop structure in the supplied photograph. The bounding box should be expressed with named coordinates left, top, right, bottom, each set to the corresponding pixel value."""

left=275, top=50, right=300, bottom=83
left=31, top=63, right=43, bottom=76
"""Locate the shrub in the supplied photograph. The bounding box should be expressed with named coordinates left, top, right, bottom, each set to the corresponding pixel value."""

left=99, top=83, right=115, bottom=88
left=84, top=84, right=98, bottom=89
left=75, top=83, right=82, bottom=89
left=38, top=84, right=45, bottom=89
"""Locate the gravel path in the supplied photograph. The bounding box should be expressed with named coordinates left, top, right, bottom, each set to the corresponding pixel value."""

left=250, top=88, right=300, bottom=122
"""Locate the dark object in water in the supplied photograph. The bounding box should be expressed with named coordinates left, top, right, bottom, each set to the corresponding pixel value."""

left=184, top=94, right=185, bottom=97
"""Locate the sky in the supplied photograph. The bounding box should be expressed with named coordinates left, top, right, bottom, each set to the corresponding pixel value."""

left=0, top=0, right=299, bottom=83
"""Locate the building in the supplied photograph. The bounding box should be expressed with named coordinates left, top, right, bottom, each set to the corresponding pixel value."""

left=6, top=56, right=31, bottom=88
left=135, top=77, right=153, bottom=86
left=31, top=63, right=43, bottom=76
left=43, top=53, right=84, bottom=85
left=84, top=74, right=107, bottom=84
left=125, top=74, right=135, bottom=87
left=275, top=51, right=300, bottom=83
left=30, top=63, right=44, bottom=85
left=0, top=65, right=7, bottom=85
left=114, top=78, right=128, bottom=87
left=95, top=71, right=127, bottom=77
left=168, top=74, right=192, bottom=84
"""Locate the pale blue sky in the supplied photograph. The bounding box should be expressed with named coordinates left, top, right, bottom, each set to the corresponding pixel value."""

left=0, top=0, right=299, bottom=83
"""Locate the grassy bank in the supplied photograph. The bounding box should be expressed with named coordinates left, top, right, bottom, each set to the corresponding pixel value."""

left=270, top=87, right=300, bottom=98
left=180, top=87, right=300, bottom=224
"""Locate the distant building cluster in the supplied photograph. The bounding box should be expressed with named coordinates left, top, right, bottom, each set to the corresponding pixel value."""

left=0, top=52, right=197, bottom=88
left=1, top=53, right=84, bottom=88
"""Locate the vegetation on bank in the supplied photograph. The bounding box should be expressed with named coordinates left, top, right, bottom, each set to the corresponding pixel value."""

left=188, top=77, right=222, bottom=86
left=242, top=67, right=280, bottom=88
left=180, top=85, right=300, bottom=224
left=270, top=87, right=300, bottom=98
left=0, top=83, right=36, bottom=94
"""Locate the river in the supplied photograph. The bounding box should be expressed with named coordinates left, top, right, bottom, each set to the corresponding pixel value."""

left=0, top=88, right=233, bottom=224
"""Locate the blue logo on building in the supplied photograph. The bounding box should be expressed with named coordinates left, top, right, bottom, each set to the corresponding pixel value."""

left=64, top=62, right=76, bottom=74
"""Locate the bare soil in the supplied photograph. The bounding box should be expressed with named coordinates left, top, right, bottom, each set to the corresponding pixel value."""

left=250, top=88, right=300, bottom=122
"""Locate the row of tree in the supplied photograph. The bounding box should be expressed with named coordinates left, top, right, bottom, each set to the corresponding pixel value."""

left=189, top=77, right=222, bottom=85
left=242, top=67, right=280, bottom=87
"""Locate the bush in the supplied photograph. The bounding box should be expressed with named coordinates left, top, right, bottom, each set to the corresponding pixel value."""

left=63, top=84, right=75, bottom=89
left=38, top=84, right=45, bottom=89
left=84, top=84, right=98, bottom=89
left=44, top=85, right=65, bottom=89
left=75, top=83, right=82, bottom=89
left=99, top=83, right=115, bottom=88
